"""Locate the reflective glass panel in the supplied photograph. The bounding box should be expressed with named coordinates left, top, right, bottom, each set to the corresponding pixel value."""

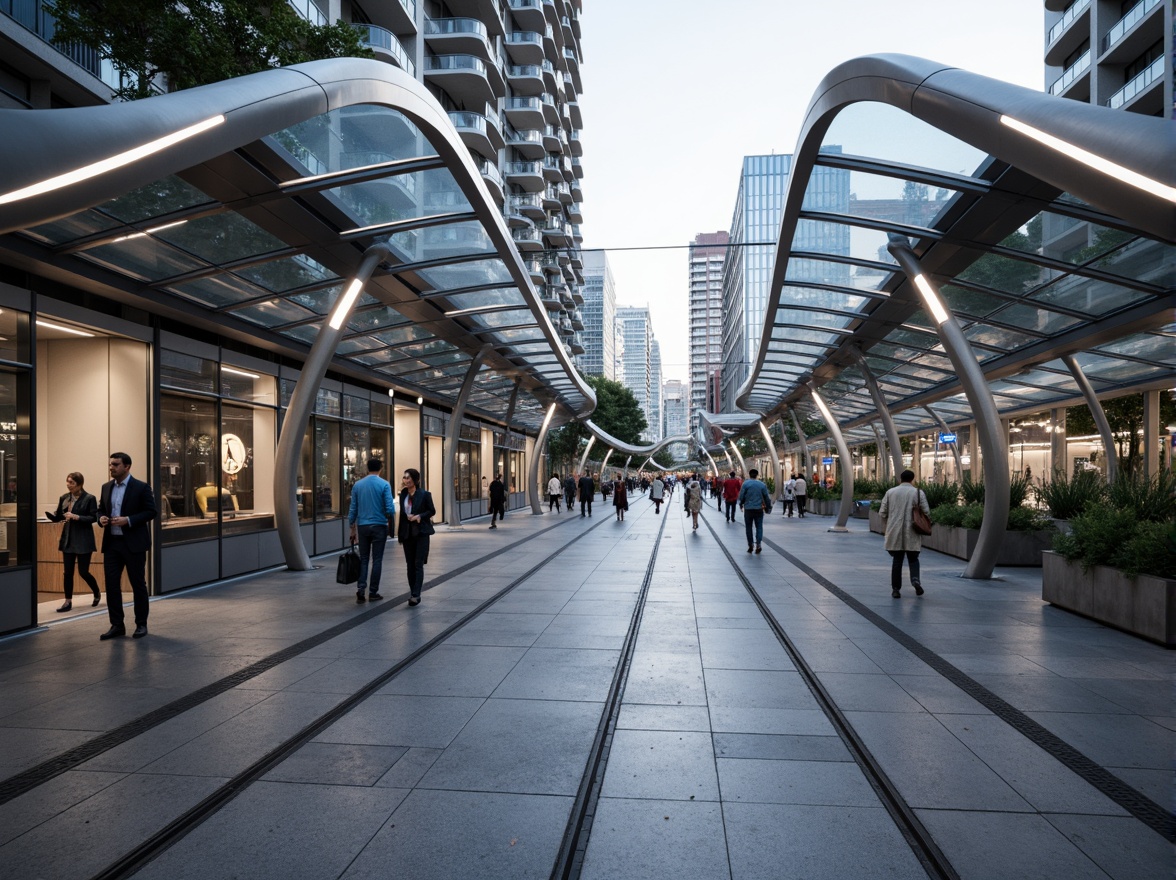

left=100, top=177, right=214, bottom=223
left=156, top=214, right=287, bottom=264
left=270, top=106, right=430, bottom=179
left=237, top=255, right=338, bottom=293
left=326, top=168, right=470, bottom=229
left=234, top=298, right=317, bottom=328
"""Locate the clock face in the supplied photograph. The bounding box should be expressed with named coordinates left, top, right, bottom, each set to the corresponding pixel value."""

left=222, top=434, right=246, bottom=474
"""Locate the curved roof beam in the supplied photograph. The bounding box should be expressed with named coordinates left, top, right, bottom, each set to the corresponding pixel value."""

left=0, top=58, right=595, bottom=422
left=582, top=420, right=694, bottom=459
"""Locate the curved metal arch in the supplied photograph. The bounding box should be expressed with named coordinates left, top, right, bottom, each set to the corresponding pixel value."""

left=0, top=57, right=596, bottom=421
left=582, top=420, right=694, bottom=459
left=738, top=52, right=1175, bottom=415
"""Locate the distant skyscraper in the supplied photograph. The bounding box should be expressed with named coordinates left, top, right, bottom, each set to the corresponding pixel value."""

left=689, top=231, right=728, bottom=432
left=581, top=250, right=617, bottom=380
left=616, top=305, right=654, bottom=441
left=662, top=379, right=687, bottom=440
left=649, top=338, right=663, bottom=442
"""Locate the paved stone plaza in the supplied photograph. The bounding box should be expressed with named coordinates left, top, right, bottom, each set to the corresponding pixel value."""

left=0, top=498, right=1171, bottom=879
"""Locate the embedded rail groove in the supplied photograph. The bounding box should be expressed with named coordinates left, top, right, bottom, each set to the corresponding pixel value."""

left=0, top=515, right=580, bottom=809
left=703, top=516, right=960, bottom=880
left=88, top=512, right=618, bottom=880
left=550, top=503, right=670, bottom=880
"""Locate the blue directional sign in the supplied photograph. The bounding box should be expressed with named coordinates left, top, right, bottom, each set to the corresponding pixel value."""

left=821, top=457, right=834, bottom=466
left=939, top=432, right=957, bottom=444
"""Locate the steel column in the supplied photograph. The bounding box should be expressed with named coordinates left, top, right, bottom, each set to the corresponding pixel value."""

left=577, top=435, right=596, bottom=478
left=852, top=350, right=904, bottom=479
left=600, top=448, right=613, bottom=482
left=1062, top=354, right=1118, bottom=484
left=729, top=441, right=746, bottom=478
left=808, top=387, right=855, bottom=530
left=759, top=420, right=782, bottom=502
left=443, top=344, right=491, bottom=527
left=870, top=422, right=890, bottom=482
left=723, top=447, right=734, bottom=472
left=527, top=403, right=557, bottom=514
left=622, top=455, right=632, bottom=483
left=924, top=406, right=964, bottom=481
left=790, top=409, right=814, bottom=477
left=275, top=241, right=390, bottom=571
left=889, top=236, right=1009, bottom=579
left=702, top=447, right=720, bottom=479
left=1050, top=408, right=1067, bottom=476
left=1143, top=389, right=1160, bottom=478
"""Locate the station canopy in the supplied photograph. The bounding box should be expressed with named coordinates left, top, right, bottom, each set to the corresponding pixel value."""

left=738, top=55, right=1174, bottom=443
left=0, top=60, right=593, bottom=430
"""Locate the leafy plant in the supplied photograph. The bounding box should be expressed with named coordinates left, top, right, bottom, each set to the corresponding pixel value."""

left=1106, top=469, right=1176, bottom=523
left=930, top=504, right=968, bottom=528
left=1035, top=468, right=1106, bottom=520
left=916, top=480, right=959, bottom=510
left=1054, top=507, right=1175, bottom=578
left=961, top=475, right=984, bottom=505
left=930, top=502, right=1052, bottom=532
left=1009, top=473, right=1032, bottom=509
left=809, top=483, right=834, bottom=501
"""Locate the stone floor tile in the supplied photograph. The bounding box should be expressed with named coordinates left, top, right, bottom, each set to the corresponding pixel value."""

left=616, top=703, right=712, bottom=731
left=713, top=732, right=850, bottom=763
left=0, top=769, right=125, bottom=847
left=1027, top=711, right=1174, bottom=769
left=491, top=646, right=620, bottom=702
left=716, top=757, right=878, bottom=806
left=314, top=694, right=485, bottom=749
left=599, top=729, right=719, bottom=801
left=378, top=644, right=526, bottom=697
left=580, top=798, right=730, bottom=880
left=1045, top=813, right=1174, bottom=880
left=261, top=742, right=407, bottom=786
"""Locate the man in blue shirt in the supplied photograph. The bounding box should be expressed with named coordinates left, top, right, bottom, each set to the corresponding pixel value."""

left=348, top=458, right=397, bottom=604
left=737, top=468, right=772, bottom=554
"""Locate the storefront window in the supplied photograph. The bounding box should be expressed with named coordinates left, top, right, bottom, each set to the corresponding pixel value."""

left=0, top=371, right=30, bottom=566
left=342, top=423, right=370, bottom=515
left=160, top=395, right=219, bottom=542
left=161, top=350, right=216, bottom=394
left=298, top=421, right=313, bottom=522
left=343, top=394, right=370, bottom=422
left=222, top=367, right=277, bottom=405
left=0, top=310, right=31, bottom=365
left=1009, top=414, right=1052, bottom=483
left=315, top=388, right=341, bottom=417
left=314, top=419, right=341, bottom=517
left=221, top=403, right=275, bottom=536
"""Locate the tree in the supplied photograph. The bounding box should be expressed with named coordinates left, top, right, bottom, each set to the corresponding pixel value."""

left=49, top=0, right=371, bottom=101
left=546, top=375, right=648, bottom=473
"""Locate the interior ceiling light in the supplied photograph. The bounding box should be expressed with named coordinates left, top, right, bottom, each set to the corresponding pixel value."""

left=110, top=219, right=187, bottom=243
left=221, top=365, right=260, bottom=379
left=328, top=278, right=365, bottom=330
left=999, top=115, right=1176, bottom=203
left=912, top=275, right=950, bottom=326
left=36, top=319, right=94, bottom=337
left=0, top=115, right=225, bottom=206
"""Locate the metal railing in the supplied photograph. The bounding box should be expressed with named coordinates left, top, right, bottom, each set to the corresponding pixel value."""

left=354, top=23, right=415, bottom=76
left=1101, top=0, right=1160, bottom=53
left=1049, top=48, right=1090, bottom=95
left=425, top=55, right=487, bottom=74
left=424, top=17, right=488, bottom=38
left=1046, top=0, right=1089, bottom=46
left=1107, top=55, right=1164, bottom=108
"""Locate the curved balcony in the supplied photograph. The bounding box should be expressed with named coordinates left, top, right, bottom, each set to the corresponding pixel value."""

left=540, top=58, right=557, bottom=89
left=561, top=15, right=575, bottom=42
left=540, top=92, right=560, bottom=125
left=1107, top=55, right=1164, bottom=110
left=541, top=124, right=562, bottom=152
left=503, top=160, right=544, bottom=192
left=568, top=128, right=583, bottom=157
left=477, top=159, right=504, bottom=204
left=504, top=31, right=544, bottom=65
left=506, top=125, right=545, bottom=159
left=448, top=111, right=498, bottom=160
left=555, top=181, right=571, bottom=203
left=570, top=283, right=584, bottom=304
left=1044, top=0, right=1089, bottom=65
left=512, top=226, right=543, bottom=251
left=506, top=64, right=544, bottom=95
left=1048, top=48, right=1090, bottom=97
left=542, top=155, right=567, bottom=182
left=425, top=55, right=495, bottom=106
left=503, top=95, right=544, bottom=130
left=571, top=156, right=584, bottom=179
left=569, top=178, right=582, bottom=201
left=1101, top=0, right=1162, bottom=58
left=567, top=201, right=583, bottom=224
left=368, top=0, right=418, bottom=34
left=508, top=0, right=546, bottom=30
left=354, top=24, right=416, bottom=77
left=424, top=18, right=493, bottom=61
left=542, top=217, right=570, bottom=246
left=570, top=340, right=586, bottom=356
left=571, top=310, right=584, bottom=331
left=524, top=258, right=544, bottom=283
left=507, top=193, right=545, bottom=221
left=538, top=284, right=563, bottom=309
left=567, top=99, right=582, bottom=129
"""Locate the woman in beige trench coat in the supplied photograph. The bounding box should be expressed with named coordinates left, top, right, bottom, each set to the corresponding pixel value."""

left=879, top=469, right=931, bottom=599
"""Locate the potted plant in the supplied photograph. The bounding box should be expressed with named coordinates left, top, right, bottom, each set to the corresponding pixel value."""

left=1034, top=468, right=1105, bottom=532
left=920, top=475, right=1056, bottom=565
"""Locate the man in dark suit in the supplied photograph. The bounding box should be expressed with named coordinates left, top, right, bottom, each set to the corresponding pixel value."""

left=97, top=452, right=157, bottom=640
left=577, top=471, right=595, bottom=517
left=487, top=473, right=506, bottom=529
left=397, top=468, right=435, bottom=606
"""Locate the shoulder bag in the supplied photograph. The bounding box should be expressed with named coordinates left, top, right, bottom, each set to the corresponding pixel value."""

left=336, top=542, right=360, bottom=585
left=911, top=490, right=933, bottom=536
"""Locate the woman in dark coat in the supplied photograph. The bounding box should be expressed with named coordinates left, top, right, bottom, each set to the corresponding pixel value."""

left=612, top=476, right=628, bottom=521
left=47, top=471, right=100, bottom=611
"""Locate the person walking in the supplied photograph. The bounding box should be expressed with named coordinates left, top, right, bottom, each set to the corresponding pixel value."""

left=613, top=475, right=629, bottom=521
left=793, top=472, right=808, bottom=517
left=547, top=473, right=562, bottom=512
left=879, top=469, right=930, bottom=598
left=738, top=468, right=772, bottom=554
left=578, top=471, right=595, bottom=517
left=488, top=473, right=506, bottom=528
left=97, top=452, right=158, bottom=640
left=722, top=470, right=742, bottom=522
left=650, top=475, right=665, bottom=513
left=782, top=474, right=796, bottom=517
left=564, top=473, right=577, bottom=512
left=397, top=468, right=435, bottom=606
left=348, top=458, right=396, bottom=604
left=47, top=472, right=101, bottom=612
left=685, top=473, right=703, bottom=530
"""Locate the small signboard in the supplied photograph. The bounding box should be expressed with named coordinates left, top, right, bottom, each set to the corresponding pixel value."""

left=939, top=433, right=957, bottom=444
left=821, top=457, right=834, bottom=466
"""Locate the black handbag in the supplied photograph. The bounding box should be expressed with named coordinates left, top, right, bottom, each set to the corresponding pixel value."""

left=336, top=543, right=360, bottom=585
left=912, top=491, right=933, bottom=536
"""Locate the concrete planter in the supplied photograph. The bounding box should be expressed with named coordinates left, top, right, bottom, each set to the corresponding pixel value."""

left=806, top=498, right=838, bottom=517
left=921, top=524, right=1053, bottom=566
left=851, top=501, right=872, bottom=520
left=869, top=508, right=884, bottom=534
left=1042, top=551, right=1176, bottom=647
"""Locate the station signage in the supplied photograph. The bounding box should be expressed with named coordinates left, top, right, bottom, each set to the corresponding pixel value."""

left=821, top=457, right=834, bottom=466
left=939, top=432, right=957, bottom=444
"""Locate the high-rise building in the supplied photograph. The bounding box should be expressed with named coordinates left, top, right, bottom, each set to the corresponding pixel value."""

left=721, top=155, right=791, bottom=412
left=649, top=338, right=663, bottom=442
left=0, top=0, right=587, bottom=361
left=688, top=231, right=728, bottom=433
left=1044, top=0, right=1171, bottom=117
left=662, top=379, right=688, bottom=440
left=581, top=249, right=617, bottom=379
left=616, top=305, right=654, bottom=440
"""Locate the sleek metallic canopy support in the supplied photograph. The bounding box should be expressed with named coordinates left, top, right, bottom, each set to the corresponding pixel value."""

left=888, top=236, right=1009, bottom=579
left=729, top=441, right=746, bottom=479
left=759, top=421, right=783, bottom=502
left=808, top=387, right=854, bottom=531
left=1062, top=354, right=1118, bottom=484
left=924, top=406, right=964, bottom=480
left=622, top=455, right=632, bottom=483
left=789, top=409, right=814, bottom=477
left=528, top=403, right=557, bottom=514
left=577, top=435, right=596, bottom=478
left=275, top=241, right=390, bottom=570
left=600, top=449, right=614, bottom=481
left=701, top=446, right=720, bottom=479
left=870, top=422, right=890, bottom=482
left=852, top=349, right=903, bottom=479
left=443, top=344, right=492, bottom=527
left=724, top=447, right=734, bottom=472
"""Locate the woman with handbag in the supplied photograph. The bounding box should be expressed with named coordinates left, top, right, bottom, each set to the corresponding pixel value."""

left=612, top=475, right=628, bottom=521
left=879, top=470, right=931, bottom=598
left=46, top=472, right=101, bottom=611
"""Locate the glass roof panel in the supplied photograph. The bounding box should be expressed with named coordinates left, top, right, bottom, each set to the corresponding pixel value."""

left=236, top=255, right=338, bottom=293
left=23, top=210, right=121, bottom=244
left=1030, top=277, right=1151, bottom=315
left=347, top=305, right=411, bottom=333
left=289, top=285, right=353, bottom=315
left=417, top=258, right=513, bottom=291
left=786, top=257, right=892, bottom=291
left=372, top=324, right=431, bottom=347
left=938, top=284, right=1007, bottom=318
left=154, top=213, right=287, bottom=264
left=82, top=237, right=206, bottom=281
left=169, top=276, right=266, bottom=309
left=100, top=177, right=214, bottom=224
left=1093, top=332, right=1175, bottom=365
left=411, top=221, right=499, bottom=262
left=233, top=297, right=316, bottom=328
left=325, top=167, right=471, bottom=229
left=269, top=106, right=431, bottom=179
left=1074, top=353, right=1170, bottom=383
left=818, top=103, right=988, bottom=178
left=464, top=308, right=534, bottom=330
left=962, top=323, right=1039, bottom=350
left=989, top=303, right=1083, bottom=334
left=953, top=249, right=1053, bottom=295
left=817, top=168, right=962, bottom=229
left=794, top=220, right=902, bottom=271
left=1086, top=237, right=1174, bottom=287
left=442, top=287, right=528, bottom=310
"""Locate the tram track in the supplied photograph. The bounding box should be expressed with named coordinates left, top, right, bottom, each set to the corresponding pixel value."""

left=702, top=515, right=961, bottom=880
left=0, top=513, right=582, bottom=809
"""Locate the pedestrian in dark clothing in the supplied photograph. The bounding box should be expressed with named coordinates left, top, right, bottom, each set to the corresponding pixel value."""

left=613, top=476, right=628, bottom=521
left=564, top=474, right=577, bottom=512
left=97, top=452, right=158, bottom=640
left=397, top=468, right=435, bottom=606
left=578, top=472, right=595, bottom=517
left=879, top=470, right=930, bottom=599
left=488, top=473, right=506, bottom=528
left=722, top=471, right=742, bottom=522
left=47, top=471, right=101, bottom=612
left=348, top=458, right=397, bottom=603
left=738, top=468, right=772, bottom=553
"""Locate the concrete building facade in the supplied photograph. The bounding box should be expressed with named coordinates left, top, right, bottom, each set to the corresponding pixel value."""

left=688, top=231, right=728, bottom=433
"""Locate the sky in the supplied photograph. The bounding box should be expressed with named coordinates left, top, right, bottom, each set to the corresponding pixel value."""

left=576, top=0, right=1047, bottom=384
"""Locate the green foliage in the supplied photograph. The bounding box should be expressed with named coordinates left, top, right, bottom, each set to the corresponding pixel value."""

left=956, top=474, right=1030, bottom=508
left=1053, top=507, right=1175, bottom=578
left=1035, top=467, right=1106, bottom=520
left=808, top=483, right=834, bottom=501
left=764, top=477, right=775, bottom=494
left=1106, top=469, right=1176, bottom=523
left=960, top=475, right=984, bottom=505
left=869, top=500, right=882, bottom=512
left=916, top=480, right=959, bottom=510
left=930, top=504, right=968, bottom=528
left=930, top=502, right=1052, bottom=532
left=546, top=376, right=647, bottom=473
left=49, top=0, right=372, bottom=101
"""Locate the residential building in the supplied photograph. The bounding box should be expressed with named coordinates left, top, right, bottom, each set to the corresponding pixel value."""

left=662, top=379, right=688, bottom=440
left=616, top=305, right=654, bottom=440
left=581, top=249, right=617, bottom=379
left=649, top=338, right=662, bottom=442
left=688, top=231, right=727, bottom=433
left=1044, top=0, right=1171, bottom=117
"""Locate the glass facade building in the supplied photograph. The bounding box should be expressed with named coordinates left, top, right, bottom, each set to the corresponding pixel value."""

left=688, top=231, right=727, bottom=433
left=580, top=249, right=616, bottom=380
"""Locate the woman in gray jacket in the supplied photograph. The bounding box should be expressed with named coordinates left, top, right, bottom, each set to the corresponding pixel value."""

left=879, top=470, right=931, bottom=599
left=47, top=472, right=100, bottom=611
